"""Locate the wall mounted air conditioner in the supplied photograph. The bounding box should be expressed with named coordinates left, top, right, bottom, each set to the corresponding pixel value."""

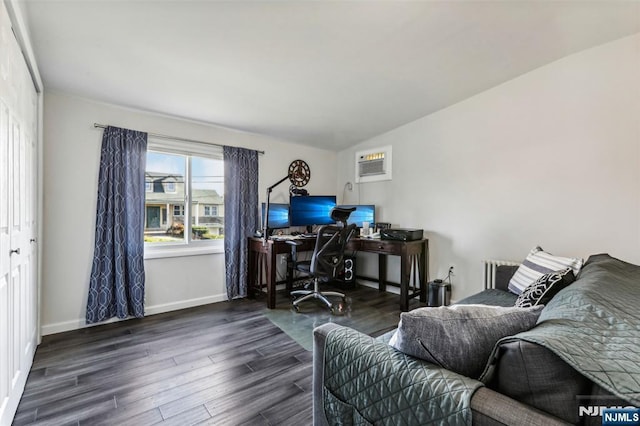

left=355, top=146, right=392, bottom=183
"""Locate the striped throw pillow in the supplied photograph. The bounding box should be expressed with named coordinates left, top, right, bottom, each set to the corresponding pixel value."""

left=508, top=247, right=583, bottom=295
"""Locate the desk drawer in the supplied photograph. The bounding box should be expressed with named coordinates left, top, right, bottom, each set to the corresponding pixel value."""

left=358, top=239, right=401, bottom=255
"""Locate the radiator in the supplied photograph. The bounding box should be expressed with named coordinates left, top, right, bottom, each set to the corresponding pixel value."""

left=482, top=259, right=520, bottom=290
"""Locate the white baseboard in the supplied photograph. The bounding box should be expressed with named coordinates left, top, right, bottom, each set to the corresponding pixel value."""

left=40, top=293, right=228, bottom=336
left=143, top=294, right=227, bottom=315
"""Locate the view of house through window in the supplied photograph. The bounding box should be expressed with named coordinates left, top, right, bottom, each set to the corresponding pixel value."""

left=144, top=150, right=224, bottom=245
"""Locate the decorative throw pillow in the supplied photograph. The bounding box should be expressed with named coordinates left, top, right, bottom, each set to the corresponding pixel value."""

left=508, top=246, right=583, bottom=295
left=388, top=304, right=544, bottom=379
left=514, top=268, right=575, bottom=308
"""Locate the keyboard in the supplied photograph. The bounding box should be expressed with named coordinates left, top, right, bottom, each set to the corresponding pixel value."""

left=269, top=234, right=299, bottom=240
left=268, top=233, right=317, bottom=241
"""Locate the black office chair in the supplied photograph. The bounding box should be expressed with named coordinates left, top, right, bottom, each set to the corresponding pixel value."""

left=287, top=207, right=357, bottom=312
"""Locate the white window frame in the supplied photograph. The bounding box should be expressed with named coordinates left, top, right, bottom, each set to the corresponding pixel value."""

left=164, top=180, right=176, bottom=193
left=144, top=138, right=224, bottom=259
left=203, top=205, right=218, bottom=217
left=173, top=204, right=184, bottom=216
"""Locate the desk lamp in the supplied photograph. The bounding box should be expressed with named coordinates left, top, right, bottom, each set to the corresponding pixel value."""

left=263, top=159, right=310, bottom=244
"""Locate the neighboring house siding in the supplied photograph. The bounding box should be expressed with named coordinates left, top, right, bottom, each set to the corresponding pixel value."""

left=144, top=172, right=224, bottom=236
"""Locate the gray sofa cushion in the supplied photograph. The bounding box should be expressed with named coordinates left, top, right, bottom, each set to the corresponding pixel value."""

left=503, top=254, right=640, bottom=406
left=389, top=304, right=543, bottom=379
left=457, top=288, right=518, bottom=307
left=486, top=340, right=592, bottom=424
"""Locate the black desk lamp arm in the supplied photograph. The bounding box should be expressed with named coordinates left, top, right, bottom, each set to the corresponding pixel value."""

left=268, top=175, right=291, bottom=193
left=263, top=174, right=291, bottom=244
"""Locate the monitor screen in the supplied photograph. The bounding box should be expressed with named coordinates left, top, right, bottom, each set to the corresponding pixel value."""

left=289, top=195, right=337, bottom=226
left=261, top=203, right=289, bottom=229
left=338, top=204, right=375, bottom=228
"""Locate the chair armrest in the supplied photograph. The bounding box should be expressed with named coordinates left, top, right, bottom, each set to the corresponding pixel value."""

left=471, top=387, right=571, bottom=426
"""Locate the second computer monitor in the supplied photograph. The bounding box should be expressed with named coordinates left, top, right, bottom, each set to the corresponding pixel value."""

left=261, top=203, right=289, bottom=229
left=289, top=195, right=337, bottom=227
left=338, top=204, right=376, bottom=228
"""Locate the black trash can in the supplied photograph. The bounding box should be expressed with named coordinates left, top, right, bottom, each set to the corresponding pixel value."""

left=428, top=279, right=451, bottom=307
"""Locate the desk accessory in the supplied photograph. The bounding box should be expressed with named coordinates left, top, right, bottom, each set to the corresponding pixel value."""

left=380, top=228, right=424, bottom=241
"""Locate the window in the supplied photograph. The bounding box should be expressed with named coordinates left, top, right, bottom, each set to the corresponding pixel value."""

left=144, top=141, right=224, bottom=256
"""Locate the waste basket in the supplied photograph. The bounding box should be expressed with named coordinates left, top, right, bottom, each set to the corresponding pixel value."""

left=428, top=279, right=451, bottom=307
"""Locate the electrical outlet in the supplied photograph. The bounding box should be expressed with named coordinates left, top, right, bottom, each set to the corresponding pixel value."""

left=346, top=182, right=353, bottom=191
left=448, top=265, right=455, bottom=275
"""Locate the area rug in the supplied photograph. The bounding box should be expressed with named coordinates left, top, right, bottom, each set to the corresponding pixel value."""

left=262, top=307, right=335, bottom=351
left=262, top=297, right=398, bottom=351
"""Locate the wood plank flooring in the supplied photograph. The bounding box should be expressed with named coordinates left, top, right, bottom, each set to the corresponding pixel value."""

left=13, top=284, right=426, bottom=426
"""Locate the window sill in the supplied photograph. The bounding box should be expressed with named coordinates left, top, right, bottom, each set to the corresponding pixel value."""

left=144, top=244, right=224, bottom=260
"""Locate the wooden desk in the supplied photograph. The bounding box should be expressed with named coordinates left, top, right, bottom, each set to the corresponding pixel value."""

left=247, top=236, right=428, bottom=311
left=354, top=238, right=429, bottom=311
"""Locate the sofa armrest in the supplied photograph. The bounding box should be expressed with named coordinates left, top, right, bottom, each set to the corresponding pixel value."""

left=315, top=324, right=572, bottom=426
left=313, top=323, right=341, bottom=426
left=471, top=387, right=571, bottom=426
left=314, top=324, right=483, bottom=425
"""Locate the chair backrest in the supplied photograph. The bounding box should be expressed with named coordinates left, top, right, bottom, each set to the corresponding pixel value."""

left=309, top=223, right=357, bottom=279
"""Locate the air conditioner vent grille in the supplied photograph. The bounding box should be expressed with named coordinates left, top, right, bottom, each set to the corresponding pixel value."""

left=358, top=158, right=385, bottom=176
left=355, top=146, right=392, bottom=183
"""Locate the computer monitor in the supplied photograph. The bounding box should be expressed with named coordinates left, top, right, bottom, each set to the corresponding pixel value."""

left=289, top=195, right=337, bottom=227
left=338, top=204, right=375, bottom=228
left=261, top=203, right=289, bottom=229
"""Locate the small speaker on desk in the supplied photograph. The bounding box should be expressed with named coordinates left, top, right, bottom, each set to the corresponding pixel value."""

left=336, top=256, right=356, bottom=286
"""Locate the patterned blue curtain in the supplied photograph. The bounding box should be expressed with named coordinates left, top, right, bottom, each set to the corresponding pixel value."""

left=224, top=146, right=259, bottom=299
left=86, top=126, right=148, bottom=324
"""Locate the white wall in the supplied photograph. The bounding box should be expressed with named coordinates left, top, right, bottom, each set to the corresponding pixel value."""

left=338, top=34, right=640, bottom=301
left=41, top=91, right=337, bottom=334
left=41, top=33, right=640, bottom=331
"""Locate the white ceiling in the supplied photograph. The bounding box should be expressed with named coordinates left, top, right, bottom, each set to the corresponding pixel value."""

left=21, top=1, right=640, bottom=151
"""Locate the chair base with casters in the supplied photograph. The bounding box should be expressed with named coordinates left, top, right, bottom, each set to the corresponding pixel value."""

left=291, top=277, right=345, bottom=313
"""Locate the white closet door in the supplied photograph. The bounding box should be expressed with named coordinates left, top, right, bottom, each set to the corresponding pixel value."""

left=0, top=83, right=11, bottom=426
left=0, top=2, right=39, bottom=424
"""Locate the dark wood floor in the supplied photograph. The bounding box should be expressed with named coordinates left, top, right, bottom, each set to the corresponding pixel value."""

left=13, top=284, right=425, bottom=426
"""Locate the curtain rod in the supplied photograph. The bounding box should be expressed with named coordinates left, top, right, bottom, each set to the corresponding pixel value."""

left=93, top=123, right=265, bottom=155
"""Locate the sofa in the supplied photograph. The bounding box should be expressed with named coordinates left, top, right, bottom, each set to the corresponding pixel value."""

left=313, top=253, right=640, bottom=425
